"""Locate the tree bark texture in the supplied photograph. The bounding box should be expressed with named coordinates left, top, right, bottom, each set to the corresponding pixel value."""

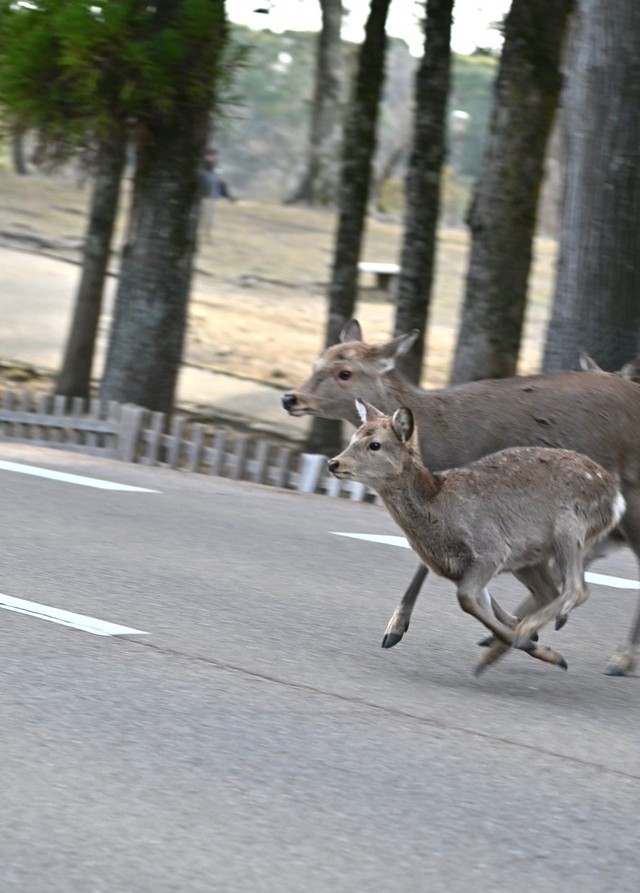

left=450, top=0, right=574, bottom=385
left=306, top=0, right=392, bottom=453
left=100, top=115, right=208, bottom=412
left=100, top=0, right=226, bottom=414
left=57, top=128, right=127, bottom=399
left=287, top=0, right=343, bottom=206
left=393, top=0, right=453, bottom=384
left=11, top=128, right=28, bottom=175
left=543, top=0, right=640, bottom=372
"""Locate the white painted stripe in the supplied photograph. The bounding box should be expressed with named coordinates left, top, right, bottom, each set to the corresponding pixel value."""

left=333, top=532, right=411, bottom=549
left=331, top=532, right=640, bottom=591
left=0, top=592, right=148, bottom=636
left=584, top=572, right=640, bottom=590
left=0, top=460, right=159, bottom=492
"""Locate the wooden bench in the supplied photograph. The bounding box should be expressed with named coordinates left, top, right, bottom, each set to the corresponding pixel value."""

left=358, top=261, right=400, bottom=293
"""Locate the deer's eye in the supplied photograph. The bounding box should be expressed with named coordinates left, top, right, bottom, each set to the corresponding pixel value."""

left=337, top=370, right=352, bottom=381
left=369, top=442, right=381, bottom=451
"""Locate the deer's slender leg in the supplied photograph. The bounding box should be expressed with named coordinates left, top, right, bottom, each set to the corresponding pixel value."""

left=605, top=493, right=640, bottom=675
left=455, top=573, right=568, bottom=674
left=382, top=563, right=528, bottom=650
left=478, top=561, right=566, bottom=647
left=476, top=568, right=564, bottom=670
left=514, top=537, right=587, bottom=646
left=381, top=562, right=428, bottom=648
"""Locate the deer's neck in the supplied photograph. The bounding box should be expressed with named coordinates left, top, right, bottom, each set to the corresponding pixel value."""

left=377, top=372, right=422, bottom=415
left=377, top=457, right=440, bottom=522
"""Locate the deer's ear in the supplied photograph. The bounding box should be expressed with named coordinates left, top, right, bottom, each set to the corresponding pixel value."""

left=356, top=399, right=385, bottom=424
left=375, top=330, right=420, bottom=373
left=619, top=359, right=640, bottom=382
left=394, top=329, right=420, bottom=357
left=340, top=320, right=363, bottom=343
left=391, top=407, right=414, bottom=443
left=579, top=352, right=602, bottom=372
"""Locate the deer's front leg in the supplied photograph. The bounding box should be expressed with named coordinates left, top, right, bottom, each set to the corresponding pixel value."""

left=381, top=563, right=428, bottom=648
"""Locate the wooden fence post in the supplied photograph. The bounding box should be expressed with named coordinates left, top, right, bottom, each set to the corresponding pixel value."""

left=115, top=404, right=145, bottom=463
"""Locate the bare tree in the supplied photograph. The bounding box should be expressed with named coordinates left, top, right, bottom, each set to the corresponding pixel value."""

left=393, top=0, right=454, bottom=384
left=286, top=0, right=344, bottom=205
left=306, top=0, right=392, bottom=453
left=544, top=0, right=640, bottom=372
left=57, top=128, right=127, bottom=399
left=450, top=0, right=574, bottom=384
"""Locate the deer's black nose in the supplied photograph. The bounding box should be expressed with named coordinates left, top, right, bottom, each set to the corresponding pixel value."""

left=282, top=393, right=297, bottom=411
left=328, top=459, right=339, bottom=473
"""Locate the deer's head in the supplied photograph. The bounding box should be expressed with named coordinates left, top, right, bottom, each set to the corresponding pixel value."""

left=281, top=320, right=419, bottom=426
left=328, top=400, right=418, bottom=487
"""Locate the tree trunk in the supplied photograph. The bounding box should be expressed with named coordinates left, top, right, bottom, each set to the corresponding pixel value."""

left=306, top=0, right=392, bottom=453
left=11, top=128, right=28, bottom=175
left=393, top=0, right=453, bottom=384
left=99, top=112, right=208, bottom=413
left=286, top=0, right=343, bottom=206
left=543, top=0, right=640, bottom=372
left=450, top=0, right=574, bottom=385
left=56, top=128, right=127, bottom=399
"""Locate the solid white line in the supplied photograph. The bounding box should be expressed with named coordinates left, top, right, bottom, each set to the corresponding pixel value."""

left=331, top=532, right=640, bottom=590
left=0, top=460, right=159, bottom=492
left=0, top=592, right=148, bottom=636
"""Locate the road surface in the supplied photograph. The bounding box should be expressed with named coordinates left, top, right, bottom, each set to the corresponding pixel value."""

left=1, top=443, right=639, bottom=892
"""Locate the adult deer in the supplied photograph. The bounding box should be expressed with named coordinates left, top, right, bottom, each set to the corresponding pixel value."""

left=282, top=320, right=640, bottom=675
left=328, top=400, right=625, bottom=675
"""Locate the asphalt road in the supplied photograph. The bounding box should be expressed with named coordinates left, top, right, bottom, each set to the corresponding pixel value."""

left=1, top=443, right=639, bottom=893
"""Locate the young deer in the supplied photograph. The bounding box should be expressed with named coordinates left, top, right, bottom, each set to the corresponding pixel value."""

left=283, top=320, right=640, bottom=675
left=328, top=401, right=626, bottom=675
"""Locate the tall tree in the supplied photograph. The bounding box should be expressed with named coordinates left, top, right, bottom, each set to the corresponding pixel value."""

left=393, top=0, right=453, bottom=384
left=543, top=0, right=640, bottom=371
left=449, top=0, right=574, bottom=385
left=0, top=0, right=127, bottom=399
left=306, top=0, right=392, bottom=453
left=100, top=0, right=228, bottom=413
left=0, top=0, right=229, bottom=409
left=57, top=129, right=127, bottom=398
left=287, top=0, right=344, bottom=206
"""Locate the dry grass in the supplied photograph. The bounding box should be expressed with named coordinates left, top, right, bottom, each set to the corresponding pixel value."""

left=0, top=169, right=557, bottom=391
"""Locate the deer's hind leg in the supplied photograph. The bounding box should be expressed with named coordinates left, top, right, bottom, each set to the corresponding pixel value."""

left=605, top=489, right=640, bottom=676
left=513, top=535, right=588, bottom=647
left=475, top=566, right=561, bottom=671
left=455, top=570, right=568, bottom=675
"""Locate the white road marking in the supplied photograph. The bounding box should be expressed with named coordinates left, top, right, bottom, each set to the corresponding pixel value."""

left=0, top=592, right=148, bottom=636
left=332, top=532, right=640, bottom=591
left=0, top=460, right=159, bottom=492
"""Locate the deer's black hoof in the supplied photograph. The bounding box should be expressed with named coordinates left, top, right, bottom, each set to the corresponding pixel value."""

left=381, top=632, right=403, bottom=649
left=555, top=615, right=568, bottom=631
left=477, top=635, right=495, bottom=648
left=558, top=656, right=568, bottom=671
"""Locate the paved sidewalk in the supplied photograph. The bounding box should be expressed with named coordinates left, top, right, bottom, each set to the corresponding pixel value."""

left=0, top=244, right=309, bottom=444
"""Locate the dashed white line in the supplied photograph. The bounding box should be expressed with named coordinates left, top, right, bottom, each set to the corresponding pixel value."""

left=331, top=532, right=640, bottom=590
left=0, top=592, right=148, bottom=636
left=0, top=460, right=159, bottom=492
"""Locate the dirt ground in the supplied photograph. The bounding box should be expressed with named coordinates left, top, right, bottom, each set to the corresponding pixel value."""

left=0, top=171, right=557, bottom=397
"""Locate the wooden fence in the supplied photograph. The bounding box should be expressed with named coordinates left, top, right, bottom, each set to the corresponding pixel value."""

left=0, top=389, right=376, bottom=503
